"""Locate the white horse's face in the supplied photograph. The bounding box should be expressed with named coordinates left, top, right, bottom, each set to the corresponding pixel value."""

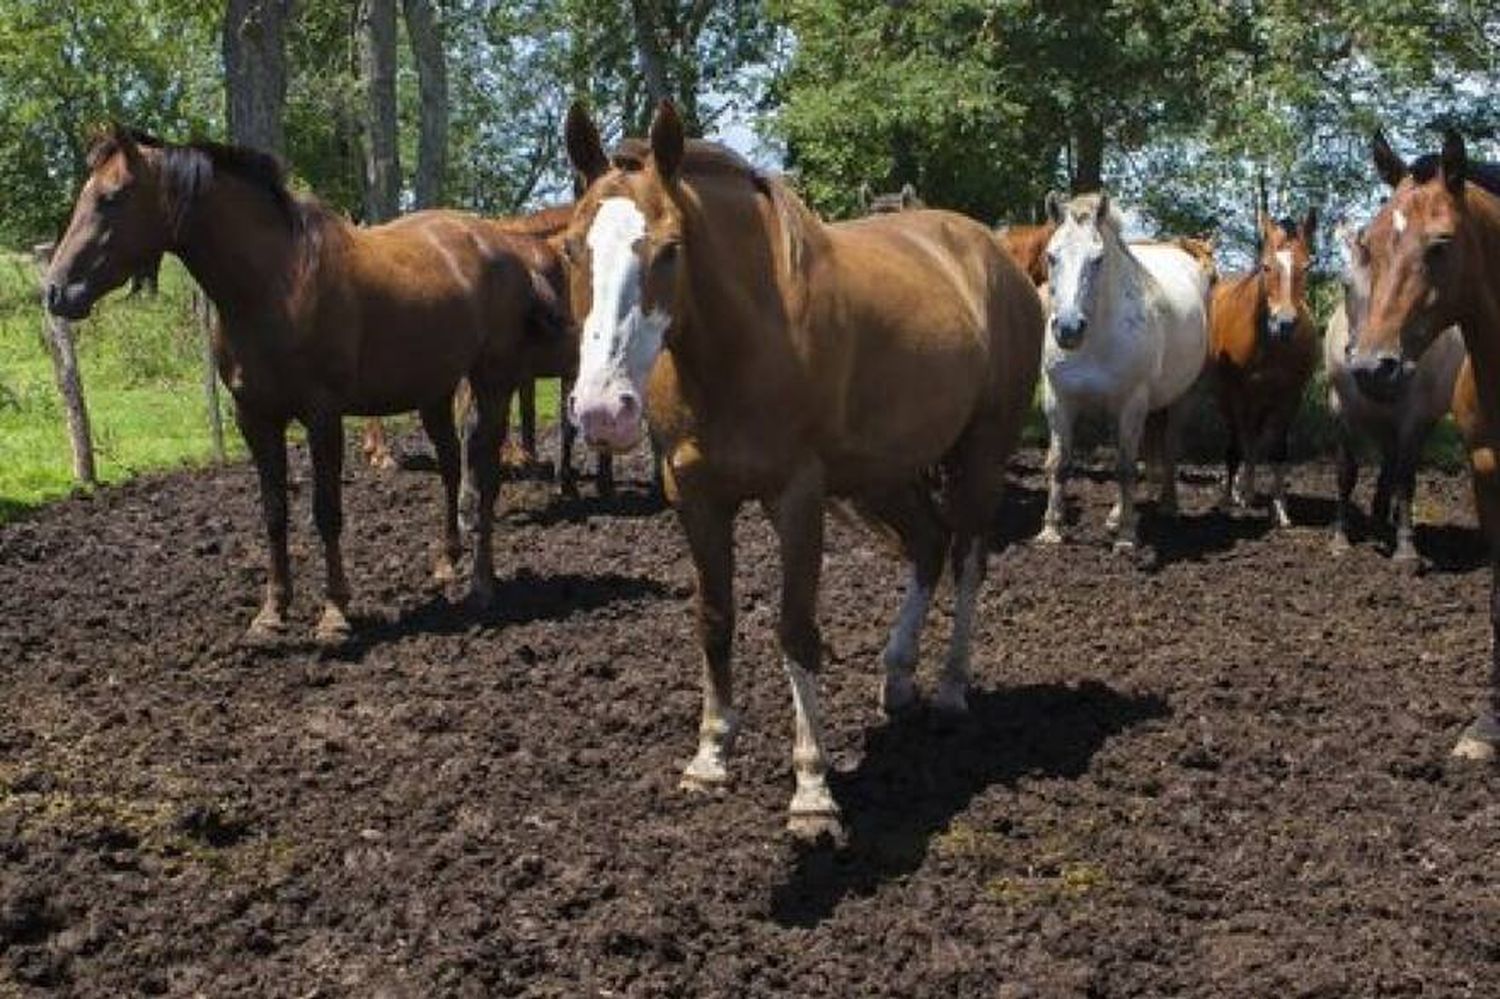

left=1045, top=211, right=1108, bottom=350
left=1336, top=221, right=1371, bottom=356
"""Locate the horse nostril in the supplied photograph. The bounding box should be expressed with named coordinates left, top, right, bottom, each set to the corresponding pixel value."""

left=618, top=392, right=638, bottom=417
left=1375, top=355, right=1401, bottom=381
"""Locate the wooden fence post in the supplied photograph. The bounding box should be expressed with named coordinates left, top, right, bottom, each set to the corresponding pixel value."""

left=194, top=288, right=226, bottom=461
left=32, top=244, right=97, bottom=487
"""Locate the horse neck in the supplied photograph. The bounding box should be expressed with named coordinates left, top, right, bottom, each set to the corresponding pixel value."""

left=175, top=174, right=310, bottom=319
left=1456, top=194, right=1500, bottom=409
left=669, top=177, right=800, bottom=398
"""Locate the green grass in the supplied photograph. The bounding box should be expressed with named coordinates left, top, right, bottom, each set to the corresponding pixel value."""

left=0, top=254, right=238, bottom=519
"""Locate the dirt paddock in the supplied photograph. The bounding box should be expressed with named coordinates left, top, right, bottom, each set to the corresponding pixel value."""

left=2, top=436, right=1499, bottom=996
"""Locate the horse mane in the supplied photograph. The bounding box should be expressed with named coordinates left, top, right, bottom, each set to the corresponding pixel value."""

left=88, top=128, right=342, bottom=274
left=1409, top=153, right=1500, bottom=194
left=1066, top=193, right=1127, bottom=238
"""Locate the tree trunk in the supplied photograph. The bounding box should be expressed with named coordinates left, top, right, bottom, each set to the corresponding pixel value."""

left=359, top=0, right=401, bottom=222
left=628, top=0, right=671, bottom=130
left=222, top=0, right=290, bottom=154
left=402, top=0, right=447, bottom=209
left=1071, top=114, right=1105, bottom=194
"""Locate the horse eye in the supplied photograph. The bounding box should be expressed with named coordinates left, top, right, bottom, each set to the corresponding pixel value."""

left=1426, top=239, right=1451, bottom=264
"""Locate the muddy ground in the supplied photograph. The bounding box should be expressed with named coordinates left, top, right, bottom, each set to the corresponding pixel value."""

left=2, top=435, right=1499, bottom=997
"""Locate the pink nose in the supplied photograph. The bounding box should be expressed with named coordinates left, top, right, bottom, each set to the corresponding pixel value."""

left=572, top=390, right=642, bottom=452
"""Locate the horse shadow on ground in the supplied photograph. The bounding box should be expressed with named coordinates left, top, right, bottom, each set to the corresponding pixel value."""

left=1140, top=505, right=1274, bottom=570
left=334, top=568, right=673, bottom=660
left=502, top=484, right=667, bottom=528
left=770, top=680, right=1169, bottom=928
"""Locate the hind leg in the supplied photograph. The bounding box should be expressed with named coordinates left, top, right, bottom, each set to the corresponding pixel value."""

left=464, top=374, right=510, bottom=607
left=557, top=375, right=580, bottom=497
left=1331, top=422, right=1359, bottom=554
left=858, top=484, right=948, bottom=715
left=518, top=377, right=538, bottom=465
left=362, top=417, right=396, bottom=471
left=420, top=400, right=464, bottom=583
left=308, top=414, right=352, bottom=643
left=1036, top=382, right=1074, bottom=544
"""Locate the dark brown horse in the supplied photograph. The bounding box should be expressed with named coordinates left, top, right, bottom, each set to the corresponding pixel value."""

left=1208, top=211, right=1319, bottom=526
left=1350, top=130, right=1500, bottom=760
left=562, top=101, right=1042, bottom=837
left=44, top=126, right=550, bottom=641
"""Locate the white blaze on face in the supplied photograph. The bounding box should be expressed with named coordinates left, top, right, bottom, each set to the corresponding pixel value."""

left=1047, top=219, right=1101, bottom=334
left=1393, top=209, right=1408, bottom=235
left=572, top=197, right=672, bottom=444
left=1275, top=249, right=1293, bottom=303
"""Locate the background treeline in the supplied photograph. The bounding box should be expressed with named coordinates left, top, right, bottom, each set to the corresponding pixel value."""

left=1, top=1, right=1496, bottom=256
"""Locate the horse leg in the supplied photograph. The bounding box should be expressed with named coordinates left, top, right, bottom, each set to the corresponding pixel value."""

left=1108, top=391, right=1149, bottom=550
left=935, top=423, right=1003, bottom=715
left=238, top=406, right=292, bottom=640
left=455, top=381, right=481, bottom=535
left=307, top=414, right=352, bottom=643
left=1454, top=466, right=1500, bottom=760
left=497, top=382, right=522, bottom=469
left=1036, top=384, right=1072, bottom=544
left=519, top=377, right=538, bottom=465
left=1390, top=434, right=1420, bottom=565
left=1267, top=421, right=1293, bottom=529
left=858, top=484, right=947, bottom=715
left=676, top=488, right=740, bottom=792
left=1372, top=455, right=1395, bottom=527
left=1215, top=375, right=1241, bottom=511
left=557, top=375, right=580, bottom=498
left=1155, top=396, right=1189, bottom=517
left=362, top=417, right=395, bottom=471
left=1331, top=421, right=1359, bottom=554
left=420, top=401, right=463, bottom=584
left=764, top=461, right=840, bottom=839
left=464, top=374, right=508, bottom=608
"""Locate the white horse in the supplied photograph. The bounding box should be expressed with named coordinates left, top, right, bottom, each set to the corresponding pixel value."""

left=1326, top=219, right=1465, bottom=562
left=1037, top=192, right=1211, bottom=550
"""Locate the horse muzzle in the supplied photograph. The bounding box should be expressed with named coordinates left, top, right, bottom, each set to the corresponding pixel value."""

left=1051, top=317, right=1088, bottom=350
left=1348, top=352, right=1411, bottom=403
left=43, top=281, right=95, bottom=321
left=572, top=388, right=644, bottom=454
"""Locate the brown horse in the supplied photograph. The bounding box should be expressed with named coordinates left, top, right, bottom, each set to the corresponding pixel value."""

left=1350, top=129, right=1500, bottom=760
left=44, top=126, right=548, bottom=641
left=365, top=204, right=614, bottom=497
left=562, top=101, right=1042, bottom=837
left=997, top=222, right=1056, bottom=286
left=1208, top=211, right=1319, bottom=526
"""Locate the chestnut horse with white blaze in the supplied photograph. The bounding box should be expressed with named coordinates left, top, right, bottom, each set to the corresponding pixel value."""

left=44, top=127, right=550, bottom=641
left=561, top=101, right=1042, bottom=837
left=1349, top=129, right=1500, bottom=760
left=1037, top=192, right=1212, bottom=550
left=1326, top=219, right=1465, bottom=561
left=1208, top=211, right=1319, bottom=527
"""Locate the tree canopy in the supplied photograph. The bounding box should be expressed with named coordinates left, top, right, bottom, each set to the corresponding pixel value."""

left=0, top=0, right=1494, bottom=263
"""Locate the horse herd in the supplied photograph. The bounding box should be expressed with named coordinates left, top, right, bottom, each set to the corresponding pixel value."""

left=37, top=103, right=1500, bottom=837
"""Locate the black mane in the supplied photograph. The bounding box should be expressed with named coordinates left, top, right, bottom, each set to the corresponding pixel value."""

left=1410, top=152, right=1500, bottom=197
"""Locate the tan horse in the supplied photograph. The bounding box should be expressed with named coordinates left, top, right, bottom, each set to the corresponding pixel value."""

left=1350, top=129, right=1500, bottom=760
left=561, top=101, right=1042, bottom=837
left=997, top=222, right=1056, bottom=286
left=43, top=127, right=551, bottom=641
left=1208, top=211, right=1319, bottom=526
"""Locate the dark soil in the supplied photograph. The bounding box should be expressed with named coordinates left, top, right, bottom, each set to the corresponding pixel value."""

left=3, top=435, right=1499, bottom=997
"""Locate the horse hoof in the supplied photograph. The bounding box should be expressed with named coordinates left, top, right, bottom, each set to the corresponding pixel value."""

left=1113, top=538, right=1137, bottom=555
left=931, top=680, right=969, bottom=717
left=432, top=558, right=458, bottom=585
left=464, top=581, right=497, bottom=612
left=1391, top=546, right=1420, bottom=570
left=1330, top=533, right=1351, bottom=556
left=369, top=452, right=397, bottom=473
left=1033, top=525, right=1063, bottom=545
left=244, top=609, right=287, bottom=645
left=786, top=811, right=844, bottom=844
left=1452, top=734, right=1497, bottom=762
left=315, top=606, right=352, bottom=645
left=680, top=757, right=732, bottom=792
left=880, top=671, right=919, bottom=716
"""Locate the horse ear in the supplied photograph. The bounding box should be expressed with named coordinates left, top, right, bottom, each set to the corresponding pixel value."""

left=649, top=99, right=685, bottom=185
left=565, top=102, right=609, bottom=187
left=1256, top=211, right=1276, bottom=250
left=1300, top=206, right=1318, bottom=252
left=1441, top=129, right=1467, bottom=199
left=1045, top=190, right=1065, bottom=224
left=1372, top=130, right=1406, bottom=189
left=108, top=122, right=143, bottom=168
left=1095, top=192, right=1111, bottom=225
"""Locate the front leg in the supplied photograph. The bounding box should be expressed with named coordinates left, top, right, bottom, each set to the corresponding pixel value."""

left=464, top=373, right=510, bottom=608
left=764, top=461, right=840, bottom=839
left=1036, top=384, right=1073, bottom=544
left=674, top=473, right=740, bottom=791
left=1455, top=462, right=1500, bottom=761
left=1390, top=436, right=1420, bottom=565
left=420, top=401, right=464, bottom=583
left=307, top=414, right=352, bottom=643
left=238, top=406, right=291, bottom=641
left=1108, top=391, right=1150, bottom=550
left=1331, top=422, right=1359, bottom=554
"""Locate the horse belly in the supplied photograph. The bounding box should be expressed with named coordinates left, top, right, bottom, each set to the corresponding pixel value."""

left=348, top=299, right=487, bottom=414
